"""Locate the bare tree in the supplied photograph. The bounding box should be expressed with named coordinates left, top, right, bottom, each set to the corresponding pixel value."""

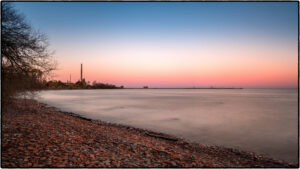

left=1, top=3, right=56, bottom=99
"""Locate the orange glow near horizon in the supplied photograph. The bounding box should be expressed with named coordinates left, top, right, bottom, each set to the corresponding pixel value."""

left=51, top=38, right=298, bottom=88
left=53, top=58, right=297, bottom=88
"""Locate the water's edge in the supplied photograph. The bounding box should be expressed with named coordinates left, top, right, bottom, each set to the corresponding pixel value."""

left=36, top=99, right=297, bottom=165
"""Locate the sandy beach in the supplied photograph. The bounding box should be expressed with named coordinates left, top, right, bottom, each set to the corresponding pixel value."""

left=2, top=99, right=298, bottom=167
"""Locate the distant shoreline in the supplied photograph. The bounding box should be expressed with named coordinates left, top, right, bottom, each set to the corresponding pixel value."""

left=39, top=87, right=243, bottom=90
left=125, top=87, right=243, bottom=89
left=38, top=87, right=300, bottom=91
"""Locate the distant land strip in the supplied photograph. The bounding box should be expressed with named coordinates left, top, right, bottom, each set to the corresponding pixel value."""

left=125, top=87, right=243, bottom=89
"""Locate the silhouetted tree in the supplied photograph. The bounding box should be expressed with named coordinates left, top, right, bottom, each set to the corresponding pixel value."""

left=2, top=3, right=56, bottom=99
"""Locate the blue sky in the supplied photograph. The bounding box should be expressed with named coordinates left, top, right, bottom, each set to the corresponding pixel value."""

left=8, top=2, right=299, bottom=88
left=13, top=2, right=297, bottom=38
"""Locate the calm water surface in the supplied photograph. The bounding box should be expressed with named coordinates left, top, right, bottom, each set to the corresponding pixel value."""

left=37, top=89, right=298, bottom=162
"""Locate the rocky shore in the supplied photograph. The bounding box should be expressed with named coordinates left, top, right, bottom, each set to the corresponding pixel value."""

left=2, top=99, right=298, bottom=167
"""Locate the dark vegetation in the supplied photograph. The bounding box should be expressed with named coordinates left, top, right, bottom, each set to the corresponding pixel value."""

left=1, top=3, right=122, bottom=100
left=2, top=3, right=55, bottom=99
left=43, top=79, right=124, bottom=89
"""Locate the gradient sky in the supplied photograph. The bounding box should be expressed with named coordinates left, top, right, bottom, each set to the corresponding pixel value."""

left=12, top=2, right=298, bottom=88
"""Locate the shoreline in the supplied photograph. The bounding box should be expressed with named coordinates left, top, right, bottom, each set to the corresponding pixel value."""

left=39, top=88, right=243, bottom=90
left=2, top=99, right=298, bottom=167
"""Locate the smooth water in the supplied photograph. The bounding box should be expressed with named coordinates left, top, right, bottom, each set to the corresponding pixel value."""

left=36, top=89, right=298, bottom=162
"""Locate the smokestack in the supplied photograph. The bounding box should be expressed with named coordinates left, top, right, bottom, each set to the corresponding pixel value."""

left=70, top=74, right=71, bottom=83
left=80, top=64, right=83, bottom=82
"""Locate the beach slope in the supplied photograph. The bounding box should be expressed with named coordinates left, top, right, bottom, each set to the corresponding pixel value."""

left=2, top=99, right=297, bottom=167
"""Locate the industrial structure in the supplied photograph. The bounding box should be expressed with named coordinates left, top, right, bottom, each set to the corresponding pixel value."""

left=80, top=63, right=83, bottom=82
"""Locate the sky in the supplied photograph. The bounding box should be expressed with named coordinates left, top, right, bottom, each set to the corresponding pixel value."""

left=11, top=2, right=298, bottom=88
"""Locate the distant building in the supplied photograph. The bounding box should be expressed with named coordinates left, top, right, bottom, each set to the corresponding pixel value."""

left=143, top=86, right=148, bottom=89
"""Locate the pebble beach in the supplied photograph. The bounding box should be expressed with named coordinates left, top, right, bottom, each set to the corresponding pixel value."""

left=2, top=99, right=298, bottom=167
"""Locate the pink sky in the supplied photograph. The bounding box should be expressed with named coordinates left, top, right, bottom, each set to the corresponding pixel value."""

left=51, top=37, right=298, bottom=88
left=15, top=2, right=298, bottom=88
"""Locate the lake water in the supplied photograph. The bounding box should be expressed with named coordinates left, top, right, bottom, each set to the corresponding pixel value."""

left=36, top=89, right=298, bottom=163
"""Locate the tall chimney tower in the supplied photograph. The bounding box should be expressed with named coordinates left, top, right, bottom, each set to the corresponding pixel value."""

left=80, top=64, right=83, bottom=82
